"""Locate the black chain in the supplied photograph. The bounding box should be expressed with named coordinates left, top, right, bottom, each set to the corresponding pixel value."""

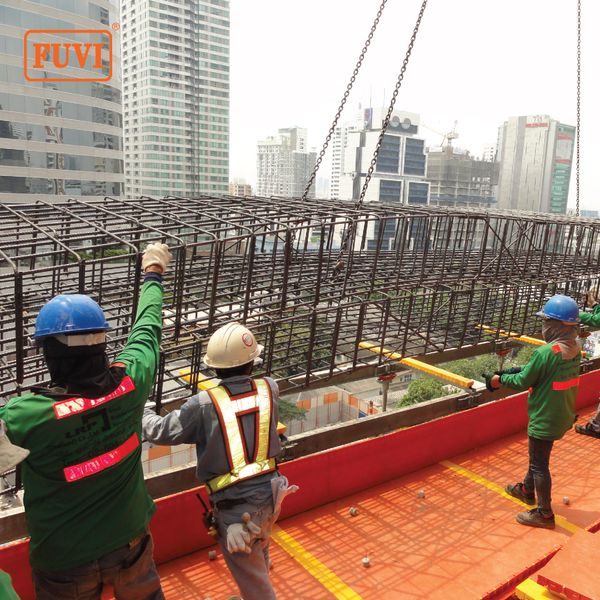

left=336, top=0, right=429, bottom=261
left=300, top=0, right=389, bottom=204
left=576, top=0, right=581, bottom=217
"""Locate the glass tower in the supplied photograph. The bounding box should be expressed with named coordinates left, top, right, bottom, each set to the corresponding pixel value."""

left=0, top=0, right=123, bottom=202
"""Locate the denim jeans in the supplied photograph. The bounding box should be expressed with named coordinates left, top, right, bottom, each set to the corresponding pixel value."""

left=523, top=436, right=554, bottom=513
left=32, top=532, right=164, bottom=600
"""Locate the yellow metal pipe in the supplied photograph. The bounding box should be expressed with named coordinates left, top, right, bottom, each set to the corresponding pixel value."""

left=358, top=341, right=475, bottom=389
left=476, top=324, right=545, bottom=346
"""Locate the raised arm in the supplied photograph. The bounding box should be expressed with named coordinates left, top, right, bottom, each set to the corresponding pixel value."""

left=114, top=243, right=172, bottom=394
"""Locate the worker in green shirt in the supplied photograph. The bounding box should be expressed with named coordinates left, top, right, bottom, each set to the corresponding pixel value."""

left=575, top=287, right=600, bottom=438
left=0, top=418, right=30, bottom=600
left=486, top=295, right=580, bottom=529
left=0, top=242, right=171, bottom=600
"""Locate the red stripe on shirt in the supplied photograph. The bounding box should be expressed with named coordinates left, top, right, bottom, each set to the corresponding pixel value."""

left=63, top=433, right=139, bottom=482
left=551, top=344, right=562, bottom=354
left=53, top=376, right=136, bottom=420
left=552, top=377, right=580, bottom=391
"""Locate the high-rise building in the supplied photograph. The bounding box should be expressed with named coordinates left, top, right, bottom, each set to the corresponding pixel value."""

left=256, top=127, right=316, bottom=198
left=496, top=115, right=575, bottom=214
left=337, top=108, right=429, bottom=206
left=426, top=146, right=499, bottom=208
left=0, top=0, right=123, bottom=202
left=329, top=109, right=368, bottom=199
left=482, top=144, right=496, bottom=162
left=229, top=178, right=252, bottom=196
left=122, top=0, right=229, bottom=198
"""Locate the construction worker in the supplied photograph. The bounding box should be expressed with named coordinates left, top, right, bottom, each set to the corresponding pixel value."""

left=0, top=419, right=30, bottom=600
left=485, top=294, right=580, bottom=529
left=0, top=242, right=171, bottom=600
left=575, top=287, right=600, bottom=438
left=142, top=322, right=297, bottom=600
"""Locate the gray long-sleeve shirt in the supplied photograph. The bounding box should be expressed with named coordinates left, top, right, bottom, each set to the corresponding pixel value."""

left=142, top=375, right=282, bottom=502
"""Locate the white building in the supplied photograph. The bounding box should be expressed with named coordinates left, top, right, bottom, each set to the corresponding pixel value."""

left=122, top=0, right=229, bottom=198
left=0, top=0, right=123, bottom=201
left=482, top=144, right=496, bottom=162
left=256, top=127, right=316, bottom=198
left=496, top=115, right=575, bottom=214
left=329, top=109, right=368, bottom=199
left=337, top=108, right=429, bottom=206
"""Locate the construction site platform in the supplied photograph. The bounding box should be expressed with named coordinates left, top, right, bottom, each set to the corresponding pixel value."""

left=3, top=369, right=600, bottom=600
left=143, top=407, right=600, bottom=600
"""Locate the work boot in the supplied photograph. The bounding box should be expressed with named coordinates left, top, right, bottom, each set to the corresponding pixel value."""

left=516, top=508, right=555, bottom=529
left=505, top=483, right=535, bottom=505
left=575, top=422, right=600, bottom=439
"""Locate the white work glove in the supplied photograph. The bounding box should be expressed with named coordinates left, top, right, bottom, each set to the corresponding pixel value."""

left=585, top=288, right=598, bottom=309
left=142, top=243, right=172, bottom=274
left=226, top=512, right=261, bottom=554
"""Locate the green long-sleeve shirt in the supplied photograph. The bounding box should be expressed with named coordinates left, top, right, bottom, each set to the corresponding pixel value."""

left=500, top=343, right=579, bottom=440
left=579, top=303, right=600, bottom=327
left=0, top=281, right=163, bottom=572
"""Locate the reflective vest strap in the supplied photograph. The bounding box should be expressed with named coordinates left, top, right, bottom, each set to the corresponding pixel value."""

left=209, top=386, right=246, bottom=473
left=207, top=379, right=274, bottom=494
left=552, top=377, right=580, bottom=391
left=254, top=379, right=273, bottom=463
left=206, top=458, right=276, bottom=495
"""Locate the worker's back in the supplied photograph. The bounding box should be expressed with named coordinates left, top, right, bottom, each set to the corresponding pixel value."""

left=3, top=368, right=153, bottom=571
left=0, top=278, right=163, bottom=572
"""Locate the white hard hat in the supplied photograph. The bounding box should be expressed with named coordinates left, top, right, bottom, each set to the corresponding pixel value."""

left=0, top=420, right=29, bottom=473
left=203, top=322, right=263, bottom=369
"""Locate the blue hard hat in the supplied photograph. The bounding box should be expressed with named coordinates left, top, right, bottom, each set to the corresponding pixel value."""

left=34, top=294, right=110, bottom=339
left=536, top=294, right=580, bottom=324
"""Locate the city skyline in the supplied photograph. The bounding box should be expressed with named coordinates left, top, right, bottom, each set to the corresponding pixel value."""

left=229, top=0, right=598, bottom=211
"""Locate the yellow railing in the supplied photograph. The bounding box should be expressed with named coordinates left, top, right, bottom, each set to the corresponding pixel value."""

left=358, top=341, right=474, bottom=389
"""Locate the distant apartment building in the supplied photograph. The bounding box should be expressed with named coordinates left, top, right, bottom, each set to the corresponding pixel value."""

left=333, top=108, right=429, bottom=250
left=336, top=108, right=429, bottom=206
left=496, top=115, right=575, bottom=214
left=0, top=0, right=123, bottom=201
left=229, top=179, right=252, bottom=196
left=256, top=127, right=316, bottom=198
left=329, top=109, right=369, bottom=199
left=482, top=144, right=496, bottom=162
left=122, top=0, right=229, bottom=198
left=426, top=146, right=498, bottom=208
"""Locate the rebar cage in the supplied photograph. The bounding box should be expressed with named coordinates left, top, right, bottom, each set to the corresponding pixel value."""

left=1, top=195, right=599, bottom=407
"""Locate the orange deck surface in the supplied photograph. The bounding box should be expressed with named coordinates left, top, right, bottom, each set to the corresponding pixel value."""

left=143, top=408, right=600, bottom=600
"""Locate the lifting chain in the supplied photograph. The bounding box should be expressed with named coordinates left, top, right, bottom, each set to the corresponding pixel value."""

left=334, top=0, right=429, bottom=270
left=300, top=0, right=390, bottom=206
left=576, top=0, right=581, bottom=218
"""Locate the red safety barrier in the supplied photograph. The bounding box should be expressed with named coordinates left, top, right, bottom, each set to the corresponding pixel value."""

left=2, top=368, right=600, bottom=600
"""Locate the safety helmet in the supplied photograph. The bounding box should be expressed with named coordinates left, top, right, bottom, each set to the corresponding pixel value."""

left=536, top=294, right=580, bottom=325
left=34, top=294, right=110, bottom=339
left=203, top=322, right=263, bottom=369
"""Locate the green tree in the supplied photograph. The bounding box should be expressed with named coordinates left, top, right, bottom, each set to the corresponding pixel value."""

left=511, top=345, right=535, bottom=366
left=397, top=376, right=445, bottom=407
left=278, top=397, right=308, bottom=424
left=443, top=354, right=501, bottom=380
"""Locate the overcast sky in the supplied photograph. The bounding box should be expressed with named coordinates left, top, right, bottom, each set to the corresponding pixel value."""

left=229, top=0, right=598, bottom=211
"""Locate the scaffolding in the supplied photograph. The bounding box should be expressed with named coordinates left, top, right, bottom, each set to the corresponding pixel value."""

left=1, top=196, right=599, bottom=406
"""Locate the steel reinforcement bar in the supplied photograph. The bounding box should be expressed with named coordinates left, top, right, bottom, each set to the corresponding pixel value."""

left=1, top=196, right=599, bottom=406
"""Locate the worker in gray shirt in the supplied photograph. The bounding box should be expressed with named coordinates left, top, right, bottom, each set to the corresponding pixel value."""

left=142, top=322, right=297, bottom=600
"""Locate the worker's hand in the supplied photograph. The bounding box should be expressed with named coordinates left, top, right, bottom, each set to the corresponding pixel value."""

left=142, top=243, right=172, bottom=274
left=585, top=289, right=598, bottom=309
left=483, top=373, right=501, bottom=392
left=225, top=512, right=261, bottom=554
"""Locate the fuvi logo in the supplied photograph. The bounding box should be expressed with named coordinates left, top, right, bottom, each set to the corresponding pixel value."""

left=24, top=29, right=112, bottom=82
